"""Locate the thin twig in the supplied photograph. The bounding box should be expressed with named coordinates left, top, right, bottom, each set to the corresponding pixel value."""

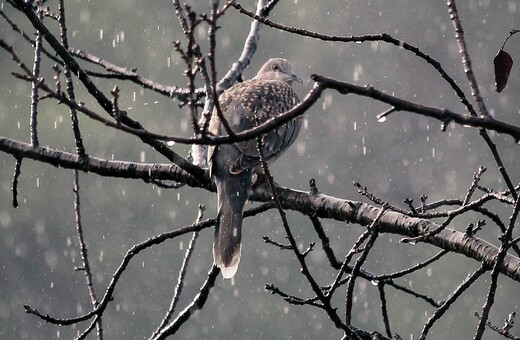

left=326, top=230, right=369, bottom=299
left=151, top=205, right=204, bottom=338
left=474, top=312, right=520, bottom=340
left=309, top=215, right=342, bottom=269
left=151, top=266, right=220, bottom=340
left=72, top=170, right=103, bottom=339
left=172, top=0, right=189, bottom=34
left=446, top=0, right=489, bottom=118
left=419, top=264, right=488, bottom=340
left=462, top=167, right=487, bottom=206
left=372, top=250, right=449, bottom=280
left=58, top=0, right=86, bottom=157
left=74, top=315, right=101, bottom=340
left=345, top=207, right=385, bottom=325
left=474, top=197, right=520, bottom=339
left=29, top=0, right=43, bottom=147
left=11, top=157, right=22, bottom=208
left=446, top=0, right=517, bottom=199
left=377, top=283, right=392, bottom=338
left=253, top=113, right=348, bottom=332
left=207, top=0, right=235, bottom=137
left=24, top=218, right=216, bottom=325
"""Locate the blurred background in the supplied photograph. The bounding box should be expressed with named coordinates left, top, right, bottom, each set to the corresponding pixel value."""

left=1, top=0, right=520, bottom=338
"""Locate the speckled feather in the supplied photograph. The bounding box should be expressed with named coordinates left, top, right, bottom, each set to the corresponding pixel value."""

left=208, top=79, right=301, bottom=174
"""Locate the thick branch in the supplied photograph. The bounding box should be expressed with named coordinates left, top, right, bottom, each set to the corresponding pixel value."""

left=2, top=135, right=519, bottom=281
left=0, top=136, right=209, bottom=189
left=252, top=186, right=520, bottom=282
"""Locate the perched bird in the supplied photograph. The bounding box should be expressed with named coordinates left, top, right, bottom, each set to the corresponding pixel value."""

left=208, top=58, right=303, bottom=279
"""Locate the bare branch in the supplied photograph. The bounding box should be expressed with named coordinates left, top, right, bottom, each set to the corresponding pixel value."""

left=446, top=0, right=490, bottom=118
left=72, top=170, right=103, bottom=339
left=420, top=265, right=488, bottom=340
left=345, top=206, right=385, bottom=325
left=311, top=75, right=520, bottom=142
left=10, top=156, right=22, bottom=208
left=475, top=197, right=520, bottom=339
left=0, top=137, right=209, bottom=189
left=24, top=218, right=217, bottom=326
left=151, top=266, right=220, bottom=340
left=232, top=1, right=477, bottom=117
left=29, top=0, right=43, bottom=147
left=151, top=205, right=204, bottom=338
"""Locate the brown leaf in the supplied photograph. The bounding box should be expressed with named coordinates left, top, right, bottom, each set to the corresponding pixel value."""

left=494, top=49, right=513, bottom=93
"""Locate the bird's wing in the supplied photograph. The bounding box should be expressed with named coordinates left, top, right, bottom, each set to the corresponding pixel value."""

left=207, top=82, right=251, bottom=176
left=231, top=81, right=301, bottom=173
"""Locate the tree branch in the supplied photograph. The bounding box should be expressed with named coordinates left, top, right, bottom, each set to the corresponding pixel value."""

left=0, top=136, right=210, bottom=189
left=311, top=75, right=520, bottom=142
left=252, top=185, right=520, bottom=282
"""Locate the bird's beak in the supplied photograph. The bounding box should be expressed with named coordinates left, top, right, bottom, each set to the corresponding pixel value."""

left=292, top=73, right=303, bottom=84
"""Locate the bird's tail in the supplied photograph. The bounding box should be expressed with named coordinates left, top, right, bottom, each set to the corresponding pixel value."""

left=213, top=170, right=252, bottom=279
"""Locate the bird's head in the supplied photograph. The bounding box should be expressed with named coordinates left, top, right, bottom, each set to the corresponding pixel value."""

left=253, top=58, right=303, bottom=85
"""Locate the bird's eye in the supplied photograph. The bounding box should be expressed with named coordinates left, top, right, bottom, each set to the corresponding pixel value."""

left=272, top=64, right=279, bottom=71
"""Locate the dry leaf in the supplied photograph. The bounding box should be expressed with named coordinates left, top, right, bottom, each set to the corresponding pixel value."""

left=494, top=49, right=513, bottom=93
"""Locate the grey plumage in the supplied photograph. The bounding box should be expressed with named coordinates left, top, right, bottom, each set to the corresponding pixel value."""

left=208, top=58, right=303, bottom=279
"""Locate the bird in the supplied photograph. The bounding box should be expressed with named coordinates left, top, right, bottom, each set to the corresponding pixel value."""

left=207, top=58, right=303, bottom=279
